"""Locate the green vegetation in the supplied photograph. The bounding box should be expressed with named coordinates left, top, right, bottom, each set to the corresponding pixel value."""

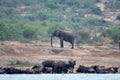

left=116, top=14, right=120, bottom=20
left=9, top=60, right=32, bottom=66
left=0, top=21, right=22, bottom=41
left=76, top=30, right=91, bottom=45
left=85, top=18, right=107, bottom=26
left=0, top=0, right=119, bottom=44
left=105, top=0, right=120, bottom=9
left=90, top=6, right=102, bottom=15
left=102, top=26, right=120, bottom=43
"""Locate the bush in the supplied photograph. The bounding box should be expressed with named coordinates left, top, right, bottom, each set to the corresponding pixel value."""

left=66, top=0, right=100, bottom=8
left=76, top=30, right=90, bottom=45
left=37, top=9, right=51, bottom=21
left=90, top=6, right=102, bottom=15
left=71, top=15, right=80, bottom=23
left=0, top=0, right=18, bottom=7
left=116, top=14, right=120, bottom=20
left=25, top=15, right=36, bottom=21
left=105, top=0, right=120, bottom=9
left=0, top=22, right=39, bottom=41
left=102, top=26, right=120, bottom=43
left=87, top=18, right=107, bottom=26
left=0, top=22, right=22, bottom=40
left=21, top=24, right=38, bottom=39
left=9, top=60, right=32, bottom=66
left=23, top=29, right=35, bottom=39
left=47, top=23, right=66, bottom=35
left=37, top=9, right=58, bottom=21
left=45, top=0, right=58, bottom=9
left=24, top=0, right=31, bottom=6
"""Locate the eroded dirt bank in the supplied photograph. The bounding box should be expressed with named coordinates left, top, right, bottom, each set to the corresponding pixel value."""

left=0, top=41, right=120, bottom=72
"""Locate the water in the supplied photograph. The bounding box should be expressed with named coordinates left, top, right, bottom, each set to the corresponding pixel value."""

left=0, top=74, right=120, bottom=80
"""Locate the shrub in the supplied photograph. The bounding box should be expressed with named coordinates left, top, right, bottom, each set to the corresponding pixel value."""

left=116, top=14, right=120, bottom=20
left=9, top=60, right=32, bottom=66
left=90, top=6, right=102, bottom=15
left=105, top=0, right=120, bottom=9
left=66, top=0, right=100, bottom=8
left=24, top=0, right=31, bottom=6
left=47, top=23, right=66, bottom=35
left=0, top=22, right=22, bottom=40
left=37, top=9, right=57, bottom=21
left=102, top=26, right=120, bottom=43
left=45, top=0, right=58, bottom=9
left=21, top=24, right=38, bottom=39
left=71, top=15, right=80, bottom=23
left=76, top=30, right=90, bottom=45
left=87, top=18, right=107, bottom=26
left=37, top=10, right=51, bottom=21
left=25, top=15, right=36, bottom=21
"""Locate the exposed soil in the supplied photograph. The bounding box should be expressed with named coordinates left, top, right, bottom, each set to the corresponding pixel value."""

left=0, top=41, right=120, bottom=72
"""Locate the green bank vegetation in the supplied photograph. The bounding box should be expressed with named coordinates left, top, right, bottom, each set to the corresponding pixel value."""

left=0, top=0, right=120, bottom=44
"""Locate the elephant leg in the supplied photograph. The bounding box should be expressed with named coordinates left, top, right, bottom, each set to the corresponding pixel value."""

left=70, top=41, right=74, bottom=49
left=60, top=38, right=64, bottom=48
left=71, top=43, right=74, bottom=49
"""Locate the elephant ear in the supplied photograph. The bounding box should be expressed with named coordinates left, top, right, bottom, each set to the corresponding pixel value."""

left=55, top=30, right=61, bottom=36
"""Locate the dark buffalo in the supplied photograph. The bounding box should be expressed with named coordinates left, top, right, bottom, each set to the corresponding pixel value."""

left=0, top=67, right=6, bottom=74
left=76, top=65, right=119, bottom=74
left=32, top=64, right=43, bottom=74
left=42, top=67, right=53, bottom=73
left=52, top=60, right=69, bottom=73
left=68, top=60, right=76, bottom=73
left=42, top=60, right=55, bottom=67
left=76, top=65, right=97, bottom=73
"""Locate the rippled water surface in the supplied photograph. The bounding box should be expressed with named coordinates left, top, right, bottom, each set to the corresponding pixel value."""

left=0, top=74, right=120, bottom=80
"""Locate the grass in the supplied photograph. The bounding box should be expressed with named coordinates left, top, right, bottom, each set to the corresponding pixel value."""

left=9, top=60, right=33, bottom=66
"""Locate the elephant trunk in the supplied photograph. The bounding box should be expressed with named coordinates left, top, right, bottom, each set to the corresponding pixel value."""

left=51, top=35, right=53, bottom=47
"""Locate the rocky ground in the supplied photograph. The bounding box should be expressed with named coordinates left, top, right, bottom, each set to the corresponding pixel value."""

left=0, top=41, right=120, bottom=73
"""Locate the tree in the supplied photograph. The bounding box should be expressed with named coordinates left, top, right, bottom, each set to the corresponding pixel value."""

left=90, top=6, right=102, bottom=15
left=45, top=0, right=58, bottom=9
left=21, top=25, right=38, bottom=39
left=102, top=26, right=120, bottom=43
left=76, top=30, right=90, bottom=45
left=0, top=21, right=22, bottom=40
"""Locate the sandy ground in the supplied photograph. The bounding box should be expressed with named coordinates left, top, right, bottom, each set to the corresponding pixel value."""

left=0, top=41, right=120, bottom=72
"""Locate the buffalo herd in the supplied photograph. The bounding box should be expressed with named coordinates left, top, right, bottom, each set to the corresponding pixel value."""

left=0, top=60, right=119, bottom=74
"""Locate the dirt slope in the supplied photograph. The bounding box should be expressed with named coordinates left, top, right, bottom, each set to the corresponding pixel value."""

left=0, top=41, right=120, bottom=70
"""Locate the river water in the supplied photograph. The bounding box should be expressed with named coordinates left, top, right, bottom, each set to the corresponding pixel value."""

left=0, top=74, right=120, bottom=80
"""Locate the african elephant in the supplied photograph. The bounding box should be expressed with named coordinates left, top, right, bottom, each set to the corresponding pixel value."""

left=51, top=30, right=76, bottom=49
